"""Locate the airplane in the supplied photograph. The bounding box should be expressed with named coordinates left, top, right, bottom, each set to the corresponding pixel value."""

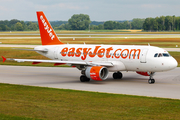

left=2, top=11, right=178, bottom=84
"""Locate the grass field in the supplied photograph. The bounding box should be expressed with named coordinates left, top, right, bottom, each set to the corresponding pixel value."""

left=1, top=30, right=180, bottom=34
left=1, top=30, right=180, bottom=48
left=0, top=83, right=180, bottom=120
left=0, top=37, right=180, bottom=48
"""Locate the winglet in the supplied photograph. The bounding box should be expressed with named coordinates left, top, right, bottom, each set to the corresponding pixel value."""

left=2, top=56, right=6, bottom=62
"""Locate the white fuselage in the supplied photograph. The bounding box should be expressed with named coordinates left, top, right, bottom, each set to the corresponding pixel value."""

left=35, top=44, right=178, bottom=72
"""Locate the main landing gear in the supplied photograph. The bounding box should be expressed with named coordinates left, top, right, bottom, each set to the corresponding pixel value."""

left=148, top=72, right=155, bottom=84
left=113, top=71, right=123, bottom=79
left=80, top=75, right=90, bottom=82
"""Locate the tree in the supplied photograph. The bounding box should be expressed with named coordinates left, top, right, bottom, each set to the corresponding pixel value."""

left=104, top=21, right=114, bottom=30
left=68, top=14, right=91, bottom=30
left=9, top=19, right=20, bottom=26
left=0, top=24, right=6, bottom=31
left=165, top=16, right=173, bottom=30
left=175, top=17, right=180, bottom=30
left=15, top=22, right=23, bottom=31
left=153, top=17, right=159, bottom=31
left=27, top=22, right=38, bottom=31
left=157, top=16, right=165, bottom=31
left=143, top=18, right=154, bottom=31
left=123, top=21, right=130, bottom=29
left=131, top=18, right=145, bottom=29
left=98, top=24, right=104, bottom=30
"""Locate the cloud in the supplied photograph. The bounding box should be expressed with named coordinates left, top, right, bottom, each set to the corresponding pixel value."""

left=141, top=4, right=163, bottom=9
left=35, top=3, right=89, bottom=10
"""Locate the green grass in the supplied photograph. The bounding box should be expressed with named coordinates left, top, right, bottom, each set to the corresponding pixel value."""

left=1, top=34, right=180, bottom=47
left=0, top=114, right=37, bottom=120
left=169, top=52, right=180, bottom=66
left=0, top=83, right=180, bottom=120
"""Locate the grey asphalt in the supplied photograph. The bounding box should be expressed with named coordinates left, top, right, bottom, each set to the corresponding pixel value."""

left=0, top=65, right=180, bottom=99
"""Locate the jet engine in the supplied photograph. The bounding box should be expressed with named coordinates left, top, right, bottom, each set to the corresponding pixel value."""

left=136, top=71, right=150, bottom=76
left=85, top=66, right=109, bottom=81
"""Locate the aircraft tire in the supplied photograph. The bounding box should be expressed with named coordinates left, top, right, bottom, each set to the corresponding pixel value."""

left=117, top=72, right=123, bottom=79
left=80, top=75, right=90, bottom=82
left=113, top=72, right=123, bottom=79
left=148, top=79, right=155, bottom=84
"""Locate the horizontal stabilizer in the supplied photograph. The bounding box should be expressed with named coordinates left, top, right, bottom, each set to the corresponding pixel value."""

left=2, top=56, right=6, bottom=62
left=12, top=48, right=48, bottom=52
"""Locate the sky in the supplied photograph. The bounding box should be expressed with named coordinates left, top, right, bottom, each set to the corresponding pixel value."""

left=0, top=0, right=180, bottom=21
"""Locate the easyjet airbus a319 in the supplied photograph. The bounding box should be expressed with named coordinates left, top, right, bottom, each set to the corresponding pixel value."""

left=2, top=11, right=178, bottom=84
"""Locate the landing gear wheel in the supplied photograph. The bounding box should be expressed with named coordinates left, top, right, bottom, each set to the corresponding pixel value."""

left=113, top=73, right=119, bottom=79
left=113, top=72, right=123, bottom=79
left=148, top=72, right=155, bottom=84
left=80, top=75, right=90, bottom=82
left=148, top=79, right=155, bottom=84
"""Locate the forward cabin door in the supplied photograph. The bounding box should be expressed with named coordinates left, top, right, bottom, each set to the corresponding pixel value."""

left=140, top=49, right=148, bottom=63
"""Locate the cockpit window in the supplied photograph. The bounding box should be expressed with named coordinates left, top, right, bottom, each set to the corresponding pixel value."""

left=154, top=53, right=158, bottom=57
left=154, top=53, right=171, bottom=57
left=158, top=53, right=163, bottom=57
left=163, top=53, right=170, bottom=57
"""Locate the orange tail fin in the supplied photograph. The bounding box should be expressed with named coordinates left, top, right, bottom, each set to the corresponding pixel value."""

left=36, top=11, right=64, bottom=45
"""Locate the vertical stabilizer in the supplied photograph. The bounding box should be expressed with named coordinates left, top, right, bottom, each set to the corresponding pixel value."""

left=36, top=11, right=63, bottom=45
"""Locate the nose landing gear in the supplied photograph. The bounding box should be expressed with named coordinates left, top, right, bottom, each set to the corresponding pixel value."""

left=148, top=72, right=155, bottom=84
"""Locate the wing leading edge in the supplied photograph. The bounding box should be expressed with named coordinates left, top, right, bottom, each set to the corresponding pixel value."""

left=2, top=57, right=113, bottom=67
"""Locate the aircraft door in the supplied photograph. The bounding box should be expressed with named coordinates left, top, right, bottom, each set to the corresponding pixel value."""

left=54, top=47, right=59, bottom=59
left=140, top=49, right=148, bottom=63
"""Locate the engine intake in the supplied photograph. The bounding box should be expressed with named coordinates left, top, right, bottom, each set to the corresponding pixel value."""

left=85, top=66, right=109, bottom=81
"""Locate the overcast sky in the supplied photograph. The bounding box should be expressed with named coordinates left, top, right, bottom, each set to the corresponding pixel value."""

left=0, top=0, right=180, bottom=21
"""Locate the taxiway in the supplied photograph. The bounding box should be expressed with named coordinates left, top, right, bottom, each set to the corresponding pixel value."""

left=0, top=65, right=179, bottom=99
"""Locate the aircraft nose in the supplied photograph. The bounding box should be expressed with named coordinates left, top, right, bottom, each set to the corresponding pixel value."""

left=169, top=58, right=178, bottom=69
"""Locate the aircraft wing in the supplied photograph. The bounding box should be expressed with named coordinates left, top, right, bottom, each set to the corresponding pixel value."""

left=2, top=56, right=113, bottom=67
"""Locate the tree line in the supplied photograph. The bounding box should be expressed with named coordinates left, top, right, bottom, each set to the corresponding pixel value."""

left=0, top=14, right=180, bottom=31
left=143, top=16, right=180, bottom=31
left=0, top=19, right=38, bottom=31
left=54, top=14, right=145, bottom=30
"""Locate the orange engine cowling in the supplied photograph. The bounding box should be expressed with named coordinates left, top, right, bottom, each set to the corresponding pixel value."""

left=136, top=71, right=150, bottom=76
left=85, top=66, right=109, bottom=81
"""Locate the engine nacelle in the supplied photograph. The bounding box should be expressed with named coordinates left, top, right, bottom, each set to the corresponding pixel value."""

left=136, top=71, right=150, bottom=76
left=85, top=66, right=109, bottom=81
